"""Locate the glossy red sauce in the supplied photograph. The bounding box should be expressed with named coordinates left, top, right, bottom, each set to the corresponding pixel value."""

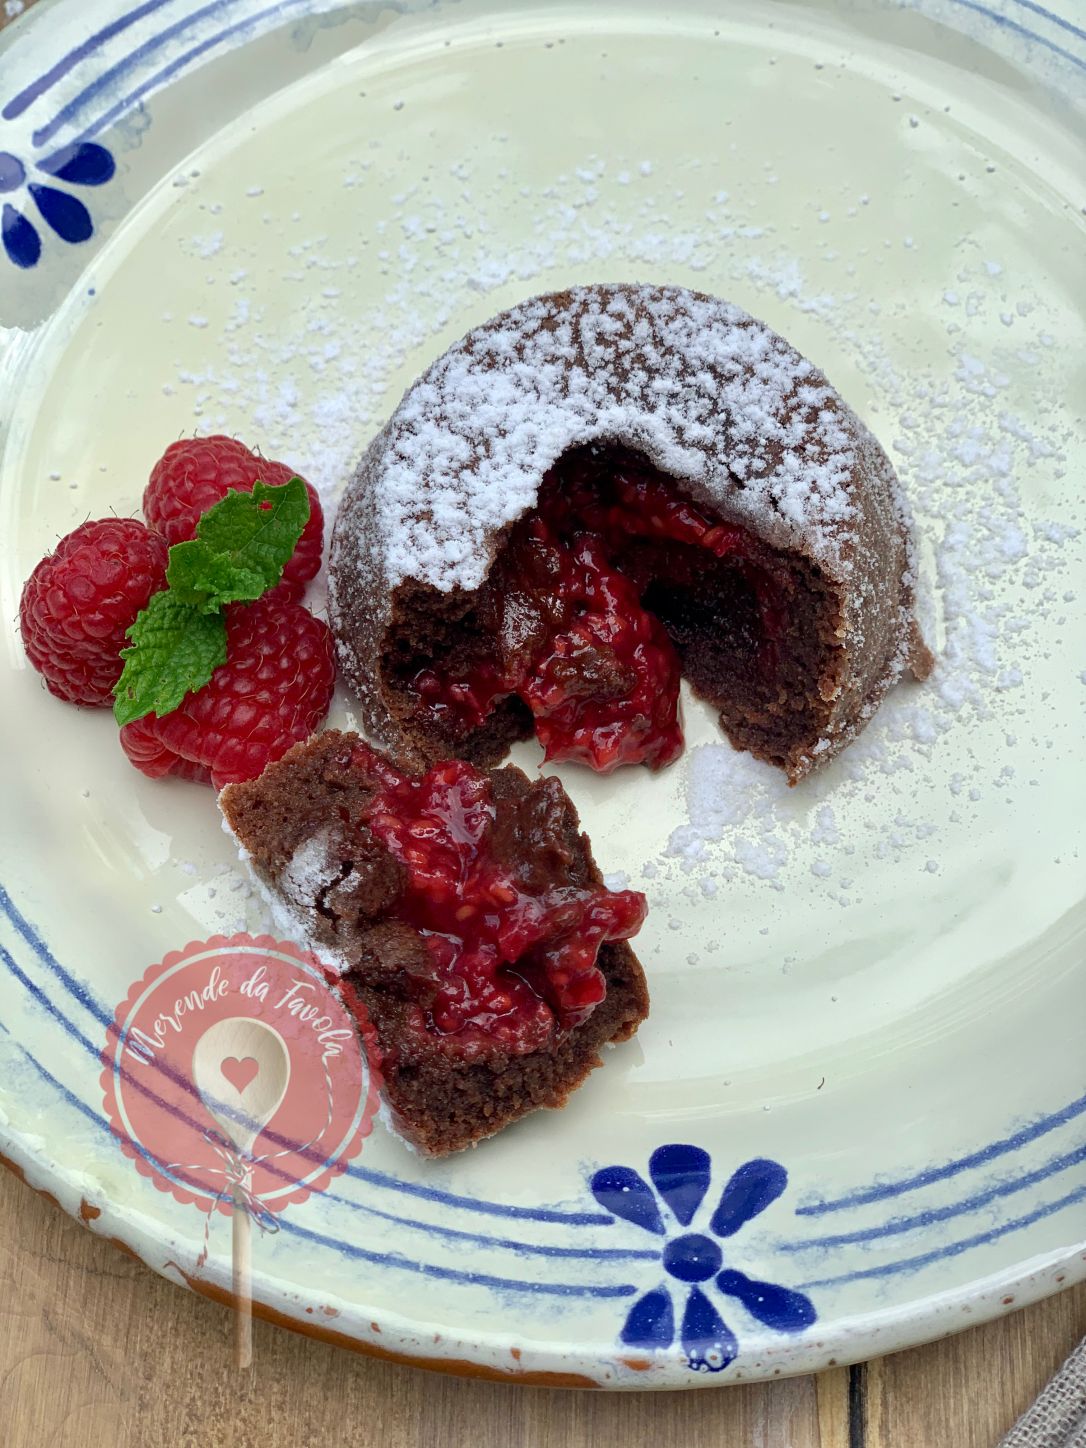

left=409, top=453, right=784, bottom=771
left=352, top=742, right=647, bottom=1054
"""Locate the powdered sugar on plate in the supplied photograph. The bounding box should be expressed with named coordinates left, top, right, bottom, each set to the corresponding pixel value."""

left=95, top=66, right=1080, bottom=916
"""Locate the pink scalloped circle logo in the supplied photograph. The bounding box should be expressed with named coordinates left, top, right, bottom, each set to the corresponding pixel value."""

left=100, top=934, right=380, bottom=1217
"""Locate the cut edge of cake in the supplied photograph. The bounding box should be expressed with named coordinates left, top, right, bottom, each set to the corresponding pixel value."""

left=328, top=282, right=932, bottom=785
left=219, top=730, right=651, bottom=1156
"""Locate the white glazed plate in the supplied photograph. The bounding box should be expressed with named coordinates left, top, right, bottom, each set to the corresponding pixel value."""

left=1, top=0, right=1084, bottom=1387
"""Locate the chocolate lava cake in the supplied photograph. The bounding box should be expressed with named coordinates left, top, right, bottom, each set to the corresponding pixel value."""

left=219, top=730, right=650, bottom=1155
left=329, top=283, right=931, bottom=781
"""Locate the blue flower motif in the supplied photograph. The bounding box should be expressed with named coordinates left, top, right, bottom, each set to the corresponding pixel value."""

left=590, top=1146, right=816, bottom=1373
left=0, top=141, right=115, bottom=269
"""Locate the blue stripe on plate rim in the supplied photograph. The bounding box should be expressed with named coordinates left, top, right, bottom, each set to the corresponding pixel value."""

left=0, top=0, right=1082, bottom=270
left=0, top=0, right=1083, bottom=1342
left=3, top=0, right=1085, bottom=142
left=0, top=1015, right=645, bottom=1300
left=39, top=0, right=326, bottom=149
left=8, top=0, right=1086, bottom=134
left=2, top=0, right=1086, bottom=146
left=2, top=878, right=1084, bottom=1295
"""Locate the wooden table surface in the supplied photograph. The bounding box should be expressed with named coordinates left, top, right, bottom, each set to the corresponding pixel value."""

left=2, top=1164, right=1084, bottom=1448
left=2, top=3, right=1083, bottom=1445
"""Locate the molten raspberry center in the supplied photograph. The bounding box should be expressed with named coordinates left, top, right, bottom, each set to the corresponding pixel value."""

left=353, top=744, right=646, bottom=1055
left=409, top=454, right=784, bottom=771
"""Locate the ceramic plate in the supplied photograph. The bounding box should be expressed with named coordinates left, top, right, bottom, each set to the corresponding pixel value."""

left=1, top=0, right=1084, bottom=1388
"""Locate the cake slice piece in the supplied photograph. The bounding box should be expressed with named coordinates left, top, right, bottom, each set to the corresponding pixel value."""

left=329, top=283, right=933, bottom=782
left=220, top=730, right=650, bottom=1155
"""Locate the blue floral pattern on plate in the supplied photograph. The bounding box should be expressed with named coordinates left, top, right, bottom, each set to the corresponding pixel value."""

left=0, top=141, right=115, bottom=268
left=590, top=1146, right=816, bottom=1372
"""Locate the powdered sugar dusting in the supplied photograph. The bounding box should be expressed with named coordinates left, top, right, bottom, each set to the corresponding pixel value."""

left=328, top=280, right=924, bottom=782
left=354, top=285, right=861, bottom=594
left=218, top=814, right=356, bottom=975
left=635, top=245, right=1079, bottom=896
left=109, top=62, right=1079, bottom=926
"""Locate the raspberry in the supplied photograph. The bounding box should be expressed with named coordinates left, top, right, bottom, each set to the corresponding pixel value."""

left=119, top=596, right=336, bottom=788
left=506, top=525, right=684, bottom=773
left=408, top=516, right=684, bottom=772
left=143, top=435, right=323, bottom=600
left=19, top=518, right=169, bottom=707
left=405, top=451, right=787, bottom=770
left=351, top=743, right=647, bottom=1056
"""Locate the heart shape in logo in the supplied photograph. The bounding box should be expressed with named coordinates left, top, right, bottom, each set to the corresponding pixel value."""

left=221, top=1056, right=260, bottom=1094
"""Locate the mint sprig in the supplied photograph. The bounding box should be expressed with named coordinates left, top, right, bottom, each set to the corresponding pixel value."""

left=113, top=594, right=227, bottom=727
left=167, top=477, right=310, bottom=611
left=113, top=477, right=310, bottom=727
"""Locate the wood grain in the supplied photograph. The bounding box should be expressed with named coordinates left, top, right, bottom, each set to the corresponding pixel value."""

left=0, top=1167, right=829, bottom=1448
left=863, top=1288, right=1086, bottom=1448
left=0, top=2, right=35, bottom=32
left=1, top=1166, right=1084, bottom=1448
left=0, top=3, right=1082, bottom=1445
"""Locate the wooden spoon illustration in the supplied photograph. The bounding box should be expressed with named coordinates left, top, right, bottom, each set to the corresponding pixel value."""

left=192, top=1017, right=291, bottom=1369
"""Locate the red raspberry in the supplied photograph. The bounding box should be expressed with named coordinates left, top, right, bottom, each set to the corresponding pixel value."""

left=19, top=518, right=169, bottom=707
left=143, top=435, right=323, bottom=601
left=119, top=596, right=336, bottom=789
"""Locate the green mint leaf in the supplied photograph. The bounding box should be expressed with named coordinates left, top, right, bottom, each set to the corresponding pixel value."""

left=112, top=591, right=228, bottom=727
left=166, top=545, right=268, bottom=610
left=166, top=476, right=310, bottom=610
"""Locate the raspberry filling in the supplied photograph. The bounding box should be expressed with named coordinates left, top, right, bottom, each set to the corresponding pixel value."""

left=414, top=515, right=684, bottom=772
left=408, top=453, right=785, bottom=770
left=352, top=742, right=647, bottom=1056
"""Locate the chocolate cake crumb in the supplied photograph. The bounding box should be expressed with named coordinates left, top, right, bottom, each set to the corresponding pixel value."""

left=328, top=284, right=931, bottom=783
left=220, top=731, right=650, bottom=1156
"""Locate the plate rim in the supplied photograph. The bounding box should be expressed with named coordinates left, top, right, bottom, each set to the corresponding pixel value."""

left=1, top=0, right=1084, bottom=1388
left=2, top=1119, right=1084, bottom=1388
